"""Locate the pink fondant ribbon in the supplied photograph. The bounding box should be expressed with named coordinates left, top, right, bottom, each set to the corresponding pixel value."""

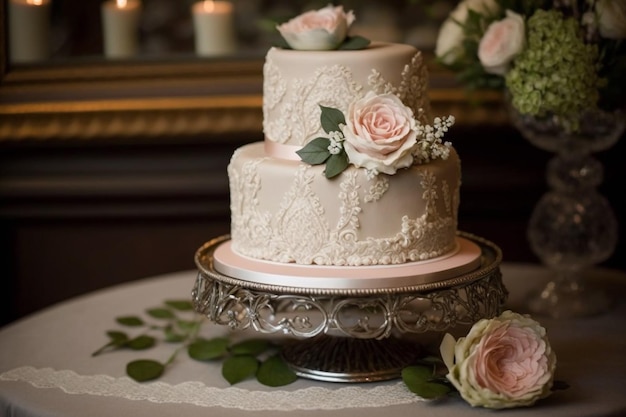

left=264, top=139, right=303, bottom=161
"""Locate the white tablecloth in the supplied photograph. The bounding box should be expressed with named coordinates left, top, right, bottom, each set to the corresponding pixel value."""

left=1, top=263, right=625, bottom=417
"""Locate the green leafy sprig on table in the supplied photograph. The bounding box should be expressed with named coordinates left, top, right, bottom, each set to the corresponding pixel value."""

left=92, top=299, right=297, bottom=386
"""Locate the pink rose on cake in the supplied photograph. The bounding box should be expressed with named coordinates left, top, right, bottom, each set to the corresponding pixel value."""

left=478, top=10, right=525, bottom=75
left=277, top=5, right=355, bottom=50
left=439, top=310, right=557, bottom=409
left=341, top=92, right=418, bottom=175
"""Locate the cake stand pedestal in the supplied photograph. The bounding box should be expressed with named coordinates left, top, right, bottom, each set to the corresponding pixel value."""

left=192, top=232, right=506, bottom=382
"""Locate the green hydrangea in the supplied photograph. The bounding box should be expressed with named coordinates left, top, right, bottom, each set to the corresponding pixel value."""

left=505, top=9, right=602, bottom=131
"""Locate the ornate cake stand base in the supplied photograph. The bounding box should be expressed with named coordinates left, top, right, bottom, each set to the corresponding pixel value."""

left=282, top=335, right=422, bottom=383
left=192, top=232, right=506, bottom=382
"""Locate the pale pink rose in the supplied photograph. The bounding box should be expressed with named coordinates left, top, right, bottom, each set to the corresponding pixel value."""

left=440, top=310, right=556, bottom=409
left=277, top=5, right=355, bottom=50
left=478, top=10, right=525, bottom=75
left=596, top=0, right=626, bottom=39
left=435, top=0, right=500, bottom=65
left=341, top=92, right=418, bottom=175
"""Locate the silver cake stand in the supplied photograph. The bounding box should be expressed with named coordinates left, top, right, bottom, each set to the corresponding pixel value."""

left=191, top=232, right=506, bottom=382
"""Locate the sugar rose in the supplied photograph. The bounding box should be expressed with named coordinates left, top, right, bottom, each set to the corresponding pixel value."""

left=435, top=0, right=500, bottom=65
left=440, top=310, right=556, bottom=409
left=596, top=0, right=626, bottom=39
left=341, top=92, right=418, bottom=175
left=478, top=10, right=525, bottom=75
left=277, top=5, right=355, bottom=50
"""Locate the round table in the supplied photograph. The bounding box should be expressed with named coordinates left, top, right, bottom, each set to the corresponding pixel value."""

left=1, top=263, right=625, bottom=417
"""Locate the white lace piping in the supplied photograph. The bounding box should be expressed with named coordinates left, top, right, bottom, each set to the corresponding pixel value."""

left=0, top=366, right=427, bottom=411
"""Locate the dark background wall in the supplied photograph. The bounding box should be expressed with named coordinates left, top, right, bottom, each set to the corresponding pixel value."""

left=1, top=124, right=624, bottom=326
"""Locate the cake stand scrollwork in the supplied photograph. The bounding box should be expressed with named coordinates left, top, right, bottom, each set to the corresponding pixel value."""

left=192, top=232, right=507, bottom=383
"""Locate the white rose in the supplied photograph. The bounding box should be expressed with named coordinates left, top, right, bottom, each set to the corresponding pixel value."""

left=596, top=0, right=626, bottom=39
left=277, top=5, right=355, bottom=50
left=478, top=10, right=525, bottom=75
left=435, top=0, right=500, bottom=65
left=341, top=92, right=418, bottom=175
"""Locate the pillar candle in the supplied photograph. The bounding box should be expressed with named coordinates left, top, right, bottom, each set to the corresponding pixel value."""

left=8, top=0, right=52, bottom=64
left=101, top=0, right=142, bottom=58
left=192, top=0, right=235, bottom=57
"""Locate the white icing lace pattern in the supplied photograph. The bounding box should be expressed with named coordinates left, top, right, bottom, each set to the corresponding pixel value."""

left=263, top=51, right=430, bottom=146
left=0, top=366, right=427, bottom=411
left=230, top=161, right=458, bottom=266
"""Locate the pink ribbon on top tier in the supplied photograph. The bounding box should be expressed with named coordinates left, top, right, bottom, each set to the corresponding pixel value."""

left=264, top=138, right=304, bottom=161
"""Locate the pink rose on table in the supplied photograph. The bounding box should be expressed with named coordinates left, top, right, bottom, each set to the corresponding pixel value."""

left=478, top=10, right=525, bottom=75
left=277, top=5, right=355, bottom=50
left=341, top=92, right=418, bottom=175
left=440, top=310, right=556, bottom=409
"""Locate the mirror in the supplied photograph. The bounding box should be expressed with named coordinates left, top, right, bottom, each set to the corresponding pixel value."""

left=0, top=0, right=507, bottom=142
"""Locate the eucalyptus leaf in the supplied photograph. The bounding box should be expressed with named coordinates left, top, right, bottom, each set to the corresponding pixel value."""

left=188, top=337, right=230, bottom=361
left=256, top=355, right=298, bottom=387
left=339, top=36, right=370, bottom=50
left=147, top=308, right=176, bottom=319
left=116, top=316, right=144, bottom=326
left=230, top=339, right=273, bottom=356
left=402, top=366, right=452, bottom=400
left=126, top=359, right=165, bottom=382
left=177, top=319, right=200, bottom=332
left=165, top=300, right=194, bottom=311
left=324, top=152, right=349, bottom=178
left=127, top=335, right=156, bottom=350
left=222, top=355, right=259, bottom=385
left=164, top=327, right=186, bottom=343
left=106, top=331, right=129, bottom=344
left=296, top=137, right=331, bottom=165
left=319, top=105, right=346, bottom=134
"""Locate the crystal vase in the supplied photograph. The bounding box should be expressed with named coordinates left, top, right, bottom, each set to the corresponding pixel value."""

left=508, top=104, right=625, bottom=318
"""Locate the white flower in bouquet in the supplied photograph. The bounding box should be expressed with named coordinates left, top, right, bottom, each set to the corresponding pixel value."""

left=435, top=0, right=500, bottom=65
left=596, top=0, right=626, bottom=39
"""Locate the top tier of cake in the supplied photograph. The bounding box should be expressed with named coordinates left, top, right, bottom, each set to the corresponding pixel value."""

left=263, top=42, right=432, bottom=147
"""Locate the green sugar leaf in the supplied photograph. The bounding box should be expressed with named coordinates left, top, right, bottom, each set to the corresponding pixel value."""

left=256, top=354, right=298, bottom=387
left=164, top=300, right=194, bottom=311
left=402, top=366, right=452, bottom=400
left=230, top=339, right=273, bottom=356
left=188, top=337, right=230, bottom=361
left=126, top=359, right=165, bottom=382
left=147, top=308, right=176, bottom=319
left=177, top=319, right=201, bottom=333
left=296, top=137, right=331, bottom=165
left=116, top=316, right=144, bottom=326
left=127, top=335, right=156, bottom=350
left=222, top=355, right=259, bottom=385
left=319, top=105, right=346, bottom=134
left=339, top=36, right=370, bottom=50
left=324, top=152, right=349, bottom=178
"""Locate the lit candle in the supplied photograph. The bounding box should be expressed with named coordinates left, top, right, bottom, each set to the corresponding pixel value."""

left=8, top=0, right=52, bottom=64
left=101, top=0, right=142, bottom=58
left=192, top=0, right=235, bottom=56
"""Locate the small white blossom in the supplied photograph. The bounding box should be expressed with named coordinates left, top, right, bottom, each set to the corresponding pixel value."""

left=327, top=130, right=344, bottom=155
left=365, top=168, right=379, bottom=180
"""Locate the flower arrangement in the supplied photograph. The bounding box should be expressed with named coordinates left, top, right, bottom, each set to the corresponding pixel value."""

left=296, top=98, right=454, bottom=178
left=435, top=0, right=626, bottom=132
